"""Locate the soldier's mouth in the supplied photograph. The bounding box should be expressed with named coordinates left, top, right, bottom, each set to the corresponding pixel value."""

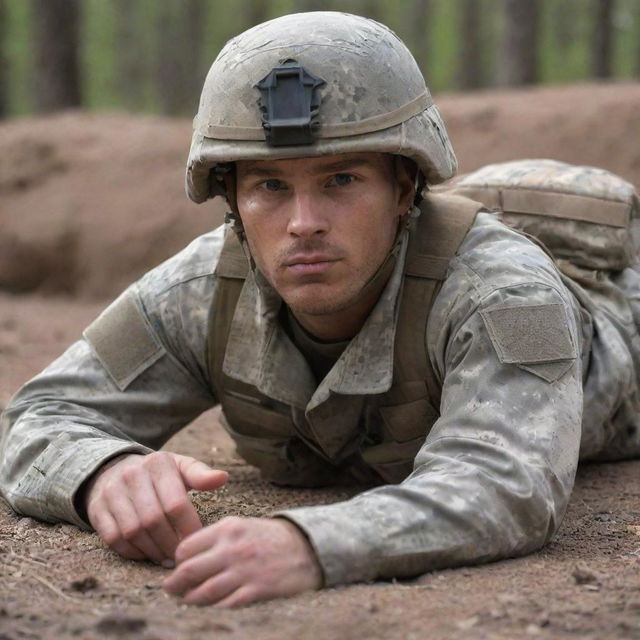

left=284, top=253, right=340, bottom=274
left=287, top=261, right=335, bottom=275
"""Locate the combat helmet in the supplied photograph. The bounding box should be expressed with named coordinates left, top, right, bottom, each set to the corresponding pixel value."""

left=186, top=11, right=457, bottom=204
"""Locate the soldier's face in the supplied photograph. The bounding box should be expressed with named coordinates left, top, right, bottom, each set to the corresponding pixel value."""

left=235, top=152, right=414, bottom=338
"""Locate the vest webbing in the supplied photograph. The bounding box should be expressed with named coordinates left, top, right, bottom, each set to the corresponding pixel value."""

left=207, top=193, right=483, bottom=477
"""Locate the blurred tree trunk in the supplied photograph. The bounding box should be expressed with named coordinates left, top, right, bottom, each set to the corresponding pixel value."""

left=32, top=0, right=82, bottom=112
left=0, top=0, right=7, bottom=118
left=361, top=0, right=381, bottom=21
left=591, top=0, right=614, bottom=78
left=294, top=0, right=327, bottom=10
left=245, top=0, right=270, bottom=29
left=114, top=0, right=145, bottom=110
left=457, top=0, right=484, bottom=89
left=185, top=0, right=207, bottom=110
left=407, top=0, right=431, bottom=76
left=154, top=0, right=208, bottom=115
left=637, top=7, right=640, bottom=78
left=500, top=0, right=540, bottom=86
left=553, top=0, right=578, bottom=55
left=155, top=0, right=186, bottom=115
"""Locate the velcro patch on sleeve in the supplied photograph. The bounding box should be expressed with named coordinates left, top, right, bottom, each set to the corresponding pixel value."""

left=83, top=290, right=165, bottom=391
left=480, top=302, right=577, bottom=382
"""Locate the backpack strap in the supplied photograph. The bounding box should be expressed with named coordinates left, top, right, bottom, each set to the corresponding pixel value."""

left=392, top=192, right=483, bottom=412
left=208, top=228, right=249, bottom=396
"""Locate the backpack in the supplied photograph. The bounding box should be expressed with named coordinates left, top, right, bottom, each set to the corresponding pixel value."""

left=436, top=158, right=639, bottom=272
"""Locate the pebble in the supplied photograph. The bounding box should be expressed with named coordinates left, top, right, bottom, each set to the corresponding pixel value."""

left=572, top=564, right=598, bottom=585
left=497, top=592, right=518, bottom=604
left=69, top=575, right=99, bottom=593
left=456, top=616, right=478, bottom=630
left=95, top=612, right=147, bottom=635
left=625, top=598, right=640, bottom=611
left=16, top=517, right=38, bottom=531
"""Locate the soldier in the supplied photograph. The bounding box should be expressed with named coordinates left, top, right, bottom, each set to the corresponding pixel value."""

left=1, top=12, right=639, bottom=608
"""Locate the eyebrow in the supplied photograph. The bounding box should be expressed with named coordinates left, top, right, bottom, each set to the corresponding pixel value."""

left=238, top=157, right=379, bottom=179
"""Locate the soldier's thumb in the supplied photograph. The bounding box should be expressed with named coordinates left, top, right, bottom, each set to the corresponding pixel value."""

left=175, top=455, right=228, bottom=491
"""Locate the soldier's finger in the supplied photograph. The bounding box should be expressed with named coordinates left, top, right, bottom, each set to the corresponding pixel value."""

left=213, top=584, right=259, bottom=609
left=129, top=466, right=182, bottom=560
left=174, top=455, right=228, bottom=492
left=105, top=491, right=166, bottom=565
left=92, top=508, right=146, bottom=560
left=110, top=539, right=148, bottom=561
left=163, top=553, right=228, bottom=599
left=175, top=517, right=246, bottom=564
left=149, top=457, right=203, bottom=541
left=174, top=522, right=223, bottom=564
left=183, top=572, right=241, bottom=606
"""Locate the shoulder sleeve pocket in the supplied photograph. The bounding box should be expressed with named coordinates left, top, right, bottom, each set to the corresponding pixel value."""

left=480, top=302, right=577, bottom=383
left=83, top=290, right=165, bottom=391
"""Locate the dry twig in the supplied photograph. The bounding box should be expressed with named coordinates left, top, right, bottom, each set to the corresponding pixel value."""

left=31, top=573, right=80, bottom=602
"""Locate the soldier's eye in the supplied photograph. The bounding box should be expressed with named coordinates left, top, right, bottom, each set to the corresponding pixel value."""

left=332, top=173, right=354, bottom=187
left=264, top=179, right=284, bottom=191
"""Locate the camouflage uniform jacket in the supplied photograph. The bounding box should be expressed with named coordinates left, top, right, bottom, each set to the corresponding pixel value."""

left=2, top=211, right=640, bottom=587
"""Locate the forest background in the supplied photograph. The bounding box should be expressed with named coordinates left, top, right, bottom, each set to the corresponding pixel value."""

left=1, top=0, right=640, bottom=120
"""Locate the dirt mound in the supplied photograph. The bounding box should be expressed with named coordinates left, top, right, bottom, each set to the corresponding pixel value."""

left=441, top=81, right=640, bottom=183
left=1, top=82, right=639, bottom=298
left=0, top=113, right=224, bottom=297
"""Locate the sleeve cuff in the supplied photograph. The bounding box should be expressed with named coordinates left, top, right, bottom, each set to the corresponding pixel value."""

left=9, top=433, right=152, bottom=529
left=274, top=501, right=380, bottom=587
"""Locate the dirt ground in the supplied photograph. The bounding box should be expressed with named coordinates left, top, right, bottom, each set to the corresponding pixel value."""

left=1, top=83, right=640, bottom=639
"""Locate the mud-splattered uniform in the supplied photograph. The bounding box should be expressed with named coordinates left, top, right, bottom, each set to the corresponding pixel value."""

left=2, top=207, right=640, bottom=587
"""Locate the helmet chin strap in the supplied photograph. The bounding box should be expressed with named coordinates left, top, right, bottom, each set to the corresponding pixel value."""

left=353, top=202, right=420, bottom=302
left=219, top=166, right=257, bottom=271
left=353, top=155, right=422, bottom=298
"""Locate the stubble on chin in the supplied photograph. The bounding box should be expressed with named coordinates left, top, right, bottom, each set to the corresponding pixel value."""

left=282, top=278, right=367, bottom=318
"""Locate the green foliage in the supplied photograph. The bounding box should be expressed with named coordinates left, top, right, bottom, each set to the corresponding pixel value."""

left=539, top=0, right=589, bottom=83
left=3, top=0, right=639, bottom=118
left=83, top=0, right=117, bottom=109
left=614, top=0, right=640, bottom=76
left=427, top=1, right=459, bottom=91
left=5, top=0, right=32, bottom=114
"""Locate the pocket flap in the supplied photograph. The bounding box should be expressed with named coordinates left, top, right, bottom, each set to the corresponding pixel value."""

left=361, top=437, right=426, bottom=465
left=379, top=397, right=438, bottom=442
left=222, top=393, right=295, bottom=437
left=361, top=437, right=425, bottom=484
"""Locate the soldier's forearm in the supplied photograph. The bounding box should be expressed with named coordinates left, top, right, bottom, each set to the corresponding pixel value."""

left=277, top=435, right=572, bottom=586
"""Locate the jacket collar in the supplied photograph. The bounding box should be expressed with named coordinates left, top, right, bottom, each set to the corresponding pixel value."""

left=222, top=232, right=409, bottom=412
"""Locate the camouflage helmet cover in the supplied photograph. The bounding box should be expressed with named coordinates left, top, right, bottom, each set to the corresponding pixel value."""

left=186, top=11, right=457, bottom=203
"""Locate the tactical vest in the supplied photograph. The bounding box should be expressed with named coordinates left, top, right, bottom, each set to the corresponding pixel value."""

left=207, top=193, right=483, bottom=486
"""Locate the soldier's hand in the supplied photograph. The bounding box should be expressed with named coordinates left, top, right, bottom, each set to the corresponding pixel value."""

left=162, top=516, right=323, bottom=607
left=85, top=452, right=228, bottom=567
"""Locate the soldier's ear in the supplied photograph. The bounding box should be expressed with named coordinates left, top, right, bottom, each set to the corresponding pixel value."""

left=220, top=164, right=239, bottom=216
left=394, top=156, right=418, bottom=213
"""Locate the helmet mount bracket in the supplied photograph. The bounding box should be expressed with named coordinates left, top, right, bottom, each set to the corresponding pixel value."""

left=255, top=59, right=325, bottom=147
